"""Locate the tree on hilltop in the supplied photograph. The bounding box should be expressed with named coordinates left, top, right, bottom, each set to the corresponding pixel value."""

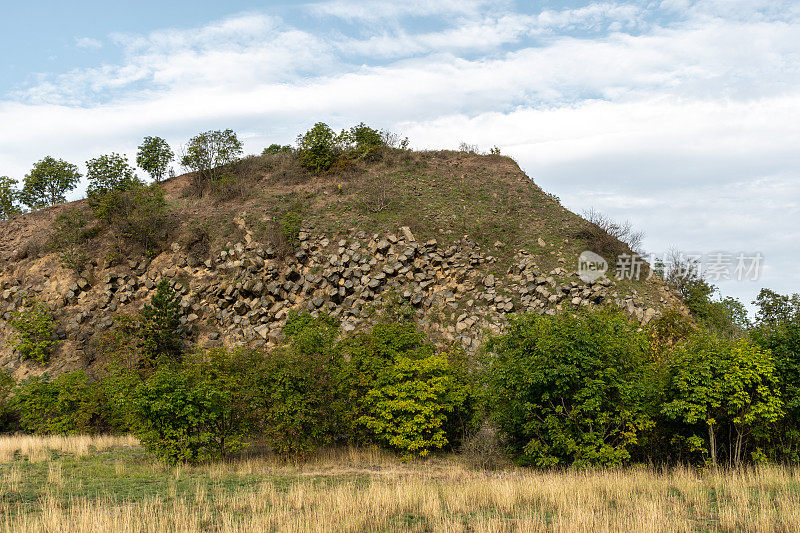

left=20, top=156, right=81, bottom=209
left=136, top=136, right=174, bottom=183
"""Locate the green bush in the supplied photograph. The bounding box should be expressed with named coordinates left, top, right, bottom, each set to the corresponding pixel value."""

left=257, top=312, right=342, bottom=457
left=750, top=289, right=800, bottom=461
left=337, top=322, right=473, bottom=457
left=484, top=307, right=654, bottom=467
left=51, top=208, right=96, bottom=272
left=296, top=122, right=340, bottom=173
left=10, top=371, right=105, bottom=434
left=661, top=331, right=783, bottom=467
left=262, top=144, right=292, bottom=155
left=9, top=298, right=58, bottom=364
left=280, top=205, right=303, bottom=249
left=132, top=348, right=263, bottom=464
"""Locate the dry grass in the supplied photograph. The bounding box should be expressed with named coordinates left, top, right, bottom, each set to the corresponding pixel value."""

left=0, top=434, right=137, bottom=462
left=2, top=436, right=800, bottom=531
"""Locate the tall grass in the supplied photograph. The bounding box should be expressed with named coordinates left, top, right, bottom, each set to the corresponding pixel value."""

left=1, top=435, right=800, bottom=532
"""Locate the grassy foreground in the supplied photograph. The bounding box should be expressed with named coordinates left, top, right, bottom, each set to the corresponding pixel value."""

left=1, top=436, right=800, bottom=532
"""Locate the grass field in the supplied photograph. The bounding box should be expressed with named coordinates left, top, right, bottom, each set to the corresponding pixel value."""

left=1, top=435, right=800, bottom=532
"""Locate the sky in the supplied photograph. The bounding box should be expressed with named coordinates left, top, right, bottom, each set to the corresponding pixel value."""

left=1, top=0, right=798, bottom=311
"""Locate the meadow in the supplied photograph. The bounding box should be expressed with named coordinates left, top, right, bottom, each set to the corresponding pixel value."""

left=1, top=435, right=800, bottom=532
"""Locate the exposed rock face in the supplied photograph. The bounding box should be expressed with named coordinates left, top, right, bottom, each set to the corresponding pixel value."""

left=0, top=223, right=666, bottom=377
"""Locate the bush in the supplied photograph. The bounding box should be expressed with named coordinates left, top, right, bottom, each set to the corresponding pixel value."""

left=132, top=348, right=263, bottom=464
left=337, top=322, right=473, bottom=457
left=95, top=184, right=173, bottom=256
left=9, top=298, right=57, bottom=364
left=10, top=371, right=105, bottom=434
left=280, top=205, right=303, bottom=249
left=20, top=156, right=81, bottom=209
left=296, top=123, right=339, bottom=173
left=750, top=289, right=800, bottom=461
left=262, top=144, right=292, bottom=155
left=661, top=332, right=783, bottom=467
left=257, top=312, right=342, bottom=457
left=484, top=307, right=654, bottom=467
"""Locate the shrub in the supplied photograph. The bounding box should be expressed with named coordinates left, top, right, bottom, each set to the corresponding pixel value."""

left=337, top=322, right=473, bottom=457
left=136, top=136, right=174, bottom=183
left=257, top=312, right=342, bottom=457
left=750, top=289, right=800, bottom=461
left=484, top=307, right=654, bottom=467
left=262, top=144, right=292, bottom=155
left=96, top=184, right=173, bottom=256
left=661, top=332, right=784, bottom=467
left=10, top=371, right=105, bottom=434
left=20, top=156, right=81, bottom=209
left=9, top=298, right=57, bottom=364
left=180, top=129, right=243, bottom=191
left=296, top=122, right=339, bottom=173
left=0, top=176, right=21, bottom=220
left=280, top=205, right=303, bottom=249
left=132, top=348, right=263, bottom=464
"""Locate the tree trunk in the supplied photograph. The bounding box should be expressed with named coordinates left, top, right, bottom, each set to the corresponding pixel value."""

left=708, top=422, right=718, bottom=467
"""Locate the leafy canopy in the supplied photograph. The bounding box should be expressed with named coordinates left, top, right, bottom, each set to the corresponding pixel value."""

left=180, top=129, right=243, bottom=186
left=136, top=136, right=174, bottom=183
left=0, top=176, right=20, bottom=220
left=20, top=156, right=81, bottom=209
left=484, top=307, right=654, bottom=467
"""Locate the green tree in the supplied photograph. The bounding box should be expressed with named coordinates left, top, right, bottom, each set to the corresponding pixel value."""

left=257, top=312, right=342, bottom=457
left=132, top=348, right=263, bottom=463
left=0, top=176, right=21, bottom=220
left=86, top=153, right=140, bottom=200
left=750, top=288, right=800, bottom=460
left=661, top=332, right=784, bottom=467
left=296, top=122, right=339, bottom=173
left=0, top=371, right=14, bottom=431
left=338, top=322, right=473, bottom=457
left=139, top=279, right=184, bottom=363
left=180, top=129, right=243, bottom=188
left=9, top=298, right=58, bottom=364
left=20, top=156, right=81, bottom=209
left=483, top=307, right=654, bottom=467
left=261, top=144, right=292, bottom=155
left=136, top=136, right=174, bottom=183
left=10, top=371, right=105, bottom=434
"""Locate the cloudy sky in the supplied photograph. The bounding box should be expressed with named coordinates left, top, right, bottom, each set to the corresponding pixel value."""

left=1, top=0, right=798, bottom=310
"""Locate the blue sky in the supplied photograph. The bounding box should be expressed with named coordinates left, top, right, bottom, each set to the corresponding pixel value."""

left=1, top=0, right=799, bottom=310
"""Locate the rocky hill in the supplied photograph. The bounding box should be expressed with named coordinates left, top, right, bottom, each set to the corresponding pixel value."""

left=0, top=149, right=682, bottom=379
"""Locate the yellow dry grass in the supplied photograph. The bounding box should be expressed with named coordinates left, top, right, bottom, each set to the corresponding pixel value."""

left=1, top=435, right=800, bottom=532
left=0, top=434, right=137, bottom=462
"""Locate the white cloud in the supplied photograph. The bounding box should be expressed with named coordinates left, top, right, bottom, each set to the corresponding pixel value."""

left=75, top=37, right=102, bottom=50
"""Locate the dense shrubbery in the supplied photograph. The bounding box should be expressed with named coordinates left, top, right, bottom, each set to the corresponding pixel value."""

left=484, top=308, right=653, bottom=467
left=2, top=281, right=799, bottom=470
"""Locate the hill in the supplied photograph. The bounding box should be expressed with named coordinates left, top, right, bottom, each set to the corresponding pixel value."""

left=0, top=148, right=682, bottom=378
